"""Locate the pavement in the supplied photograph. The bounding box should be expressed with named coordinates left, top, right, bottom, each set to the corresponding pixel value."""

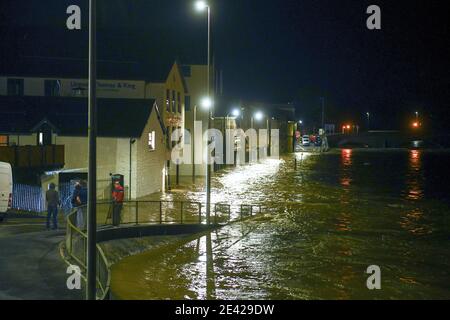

left=0, top=216, right=83, bottom=300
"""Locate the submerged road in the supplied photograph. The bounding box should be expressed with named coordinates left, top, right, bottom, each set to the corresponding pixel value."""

left=0, top=217, right=82, bottom=300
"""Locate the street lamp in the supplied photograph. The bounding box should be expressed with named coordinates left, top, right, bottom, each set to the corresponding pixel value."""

left=87, top=0, right=98, bottom=301
left=195, top=0, right=208, bottom=11
left=366, top=112, right=370, bottom=131
left=201, top=97, right=213, bottom=110
left=254, top=111, right=264, bottom=122
left=231, top=108, right=241, bottom=118
left=195, top=1, right=212, bottom=224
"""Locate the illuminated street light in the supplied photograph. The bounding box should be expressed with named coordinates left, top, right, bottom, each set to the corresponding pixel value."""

left=231, top=108, right=241, bottom=117
left=254, top=111, right=264, bottom=121
left=195, top=0, right=208, bottom=11
left=194, top=0, right=212, bottom=225
left=299, top=120, right=303, bottom=125
left=201, top=97, right=213, bottom=110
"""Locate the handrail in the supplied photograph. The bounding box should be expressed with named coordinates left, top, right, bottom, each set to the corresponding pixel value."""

left=65, top=205, right=111, bottom=300
left=63, top=200, right=268, bottom=300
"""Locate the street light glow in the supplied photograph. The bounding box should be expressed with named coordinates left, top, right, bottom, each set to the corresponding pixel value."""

left=299, top=120, right=303, bottom=124
left=254, top=112, right=264, bottom=121
left=200, top=97, right=213, bottom=110
left=231, top=109, right=241, bottom=117
left=195, top=1, right=208, bottom=11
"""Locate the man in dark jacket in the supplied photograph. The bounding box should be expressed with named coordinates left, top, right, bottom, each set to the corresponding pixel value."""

left=72, top=181, right=88, bottom=229
left=46, top=183, right=60, bottom=230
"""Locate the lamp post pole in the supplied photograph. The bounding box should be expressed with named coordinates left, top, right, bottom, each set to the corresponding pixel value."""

left=192, top=105, right=197, bottom=183
left=87, top=0, right=97, bottom=301
left=205, top=5, right=212, bottom=225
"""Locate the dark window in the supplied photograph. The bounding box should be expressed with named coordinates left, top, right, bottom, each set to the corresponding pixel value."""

left=166, top=89, right=170, bottom=112
left=177, top=92, right=181, bottom=113
left=172, top=91, right=176, bottom=113
left=45, top=80, right=61, bottom=97
left=7, top=78, right=24, bottom=96
left=181, top=65, right=191, bottom=77
left=185, top=96, right=191, bottom=112
left=171, top=127, right=177, bottom=148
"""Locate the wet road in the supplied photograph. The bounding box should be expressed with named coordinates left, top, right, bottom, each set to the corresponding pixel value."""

left=112, top=149, right=450, bottom=300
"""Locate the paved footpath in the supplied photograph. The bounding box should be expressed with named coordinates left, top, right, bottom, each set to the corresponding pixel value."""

left=0, top=217, right=82, bottom=300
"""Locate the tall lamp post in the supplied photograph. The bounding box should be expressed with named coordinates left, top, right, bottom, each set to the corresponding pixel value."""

left=366, top=112, right=370, bottom=131
left=87, top=0, right=97, bottom=300
left=196, top=1, right=213, bottom=224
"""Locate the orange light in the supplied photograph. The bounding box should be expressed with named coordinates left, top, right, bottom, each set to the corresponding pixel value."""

left=347, top=125, right=351, bottom=129
left=412, top=122, right=419, bottom=128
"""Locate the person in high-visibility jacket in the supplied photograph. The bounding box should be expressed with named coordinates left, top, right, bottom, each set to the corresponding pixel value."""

left=112, top=181, right=125, bottom=226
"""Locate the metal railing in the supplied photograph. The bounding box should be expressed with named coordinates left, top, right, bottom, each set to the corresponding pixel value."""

left=65, top=204, right=110, bottom=300
left=64, top=200, right=267, bottom=299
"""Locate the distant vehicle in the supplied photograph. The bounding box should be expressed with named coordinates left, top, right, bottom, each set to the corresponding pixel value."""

left=314, top=136, right=323, bottom=147
left=302, top=135, right=310, bottom=146
left=0, top=162, right=13, bottom=221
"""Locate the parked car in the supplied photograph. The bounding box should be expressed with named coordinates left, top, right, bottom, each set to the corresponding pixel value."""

left=0, top=162, right=12, bottom=221
left=302, top=135, right=310, bottom=146
left=314, top=136, right=323, bottom=147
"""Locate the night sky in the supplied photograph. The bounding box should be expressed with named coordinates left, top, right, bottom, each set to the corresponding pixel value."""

left=1, top=0, right=449, bottom=131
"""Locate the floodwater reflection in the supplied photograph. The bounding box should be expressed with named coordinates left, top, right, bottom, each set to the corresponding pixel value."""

left=112, top=150, right=450, bottom=300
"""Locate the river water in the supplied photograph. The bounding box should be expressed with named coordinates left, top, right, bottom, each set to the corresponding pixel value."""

left=111, top=149, right=450, bottom=300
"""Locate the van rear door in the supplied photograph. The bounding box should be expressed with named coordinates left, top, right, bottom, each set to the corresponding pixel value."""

left=0, top=162, right=13, bottom=213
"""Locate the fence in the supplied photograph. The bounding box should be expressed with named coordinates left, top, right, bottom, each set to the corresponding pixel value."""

left=64, top=200, right=267, bottom=300
left=12, top=184, right=46, bottom=213
left=65, top=205, right=110, bottom=300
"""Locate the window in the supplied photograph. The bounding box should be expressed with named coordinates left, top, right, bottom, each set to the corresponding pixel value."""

left=171, top=127, right=177, bottom=148
left=7, top=78, right=24, bottom=96
left=0, top=136, right=8, bottom=146
left=166, top=89, right=170, bottom=112
left=185, top=96, right=191, bottom=112
left=177, top=92, right=181, bottom=113
left=172, top=91, right=176, bottom=113
left=148, top=131, right=156, bottom=151
left=45, top=80, right=61, bottom=97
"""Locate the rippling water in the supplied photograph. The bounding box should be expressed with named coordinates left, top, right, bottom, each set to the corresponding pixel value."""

left=111, top=149, right=450, bottom=300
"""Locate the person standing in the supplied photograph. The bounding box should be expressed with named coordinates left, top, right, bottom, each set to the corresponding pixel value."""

left=112, top=181, right=124, bottom=227
left=72, top=181, right=88, bottom=230
left=46, top=183, right=60, bottom=230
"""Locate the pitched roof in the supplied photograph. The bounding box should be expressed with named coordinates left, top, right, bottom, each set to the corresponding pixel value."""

left=0, top=96, right=158, bottom=138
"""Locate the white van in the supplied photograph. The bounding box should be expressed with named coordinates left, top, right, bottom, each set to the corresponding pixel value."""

left=0, top=162, right=13, bottom=220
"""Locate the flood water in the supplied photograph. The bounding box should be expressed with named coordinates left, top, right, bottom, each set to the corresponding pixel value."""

left=111, top=149, right=450, bottom=300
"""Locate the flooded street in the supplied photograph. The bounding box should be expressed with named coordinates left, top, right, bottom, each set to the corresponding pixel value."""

left=111, top=150, right=450, bottom=300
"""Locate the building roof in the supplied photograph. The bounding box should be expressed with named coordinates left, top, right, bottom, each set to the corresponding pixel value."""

left=1, top=56, right=176, bottom=83
left=0, top=96, right=159, bottom=138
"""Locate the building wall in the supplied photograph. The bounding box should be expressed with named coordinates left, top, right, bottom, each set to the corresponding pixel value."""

left=8, top=134, right=37, bottom=146
left=145, top=62, right=187, bottom=179
left=0, top=76, right=146, bottom=99
left=183, top=65, right=209, bottom=177
left=134, top=105, right=167, bottom=198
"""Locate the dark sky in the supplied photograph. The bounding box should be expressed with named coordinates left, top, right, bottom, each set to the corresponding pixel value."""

left=1, top=0, right=449, bottom=130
